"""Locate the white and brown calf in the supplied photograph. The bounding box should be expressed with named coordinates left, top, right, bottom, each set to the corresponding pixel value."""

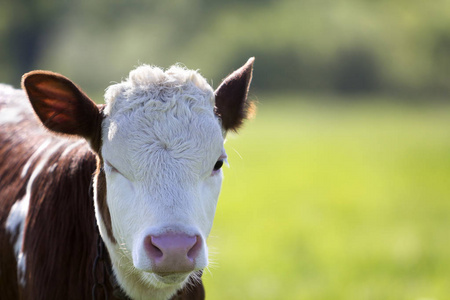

left=0, top=58, right=254, bottom=300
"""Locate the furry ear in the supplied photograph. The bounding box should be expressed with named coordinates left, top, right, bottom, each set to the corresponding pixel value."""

left=215, top=57, right=255, bottom=132
left=22, top=71, right=101, bottom=143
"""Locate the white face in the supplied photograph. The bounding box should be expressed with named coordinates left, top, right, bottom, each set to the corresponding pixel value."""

left=96, top=65, right=225, bottom=290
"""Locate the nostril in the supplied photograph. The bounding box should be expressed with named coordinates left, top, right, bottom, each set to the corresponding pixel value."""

left=144, top=236, right=163, bottom=259
left=187, top=235, right=201, bottom=261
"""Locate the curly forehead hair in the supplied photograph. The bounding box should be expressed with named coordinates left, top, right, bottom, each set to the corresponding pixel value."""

left=103, top=65, right=215, bottom=117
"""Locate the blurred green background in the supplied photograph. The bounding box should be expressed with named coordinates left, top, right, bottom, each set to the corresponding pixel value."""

left=2, top=0, right=450, bottom=299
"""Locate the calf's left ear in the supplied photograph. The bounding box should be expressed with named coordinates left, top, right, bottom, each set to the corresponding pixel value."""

left=215, top=57, right=255, bottom=132
left=22, top=71, right=101, bottom=144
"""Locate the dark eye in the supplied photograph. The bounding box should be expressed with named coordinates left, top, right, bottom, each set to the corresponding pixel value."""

left=104, top=160, right=120, bottom=174
left=213, top=160, right=224, bottom=171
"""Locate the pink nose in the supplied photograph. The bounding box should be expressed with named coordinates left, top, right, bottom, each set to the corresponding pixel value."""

left=144, top=233, right=201, bottom=273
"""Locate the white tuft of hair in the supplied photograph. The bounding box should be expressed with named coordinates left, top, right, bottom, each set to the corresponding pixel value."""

left=104, top=64, right=214, bottom=117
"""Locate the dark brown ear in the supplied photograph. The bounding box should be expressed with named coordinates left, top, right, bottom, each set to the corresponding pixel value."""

left=215, top=57, right=255, bottom=132
left=22, top=71, right=101, bottom=142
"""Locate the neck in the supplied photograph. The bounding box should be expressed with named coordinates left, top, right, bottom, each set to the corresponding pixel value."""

left=93, top=233, right=130, bottom=300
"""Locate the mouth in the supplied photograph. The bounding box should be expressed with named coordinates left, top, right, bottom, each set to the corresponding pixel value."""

left=152, top=272, right=191, bottom=285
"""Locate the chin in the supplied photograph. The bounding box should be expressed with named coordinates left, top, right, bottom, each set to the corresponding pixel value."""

left=152, top=272, right=191, bottom=286
left=136, top=270, right=192, bottom=289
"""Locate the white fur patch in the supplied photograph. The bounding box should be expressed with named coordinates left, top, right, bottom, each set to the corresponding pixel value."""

left=17, top=252, right=26, bottom=286
left=60, top=139, right=86, bottom=158
left=21, top=139, right=52, bottom=178
left=96, top=65, right=225, bottom=299
left=6, top=198, right=28, bottom=256
left=0, top=84, right=31, bottom=125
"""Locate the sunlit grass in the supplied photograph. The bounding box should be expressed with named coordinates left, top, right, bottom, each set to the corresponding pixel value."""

left=204, top=94, right=450, bottom=300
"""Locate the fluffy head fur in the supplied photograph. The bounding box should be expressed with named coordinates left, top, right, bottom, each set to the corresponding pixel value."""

left=102, top=65, right=219, bottom=180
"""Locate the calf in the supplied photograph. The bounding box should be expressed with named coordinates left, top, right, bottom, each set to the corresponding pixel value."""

left=0, top=58, right=254, bottom=300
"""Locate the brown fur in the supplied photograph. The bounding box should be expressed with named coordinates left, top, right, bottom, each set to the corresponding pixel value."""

left=0, top=87, right=204, bottom=299
left=22, top=71, right=116, bottom=244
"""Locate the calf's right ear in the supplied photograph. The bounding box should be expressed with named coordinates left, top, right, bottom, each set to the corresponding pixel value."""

left=214, top=57, right=255, bottom=132
left=22, top=71, right=102, bottom=144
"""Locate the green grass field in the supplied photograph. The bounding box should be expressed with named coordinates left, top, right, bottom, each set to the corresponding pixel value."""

left=203, top=94, right=450, bottom=300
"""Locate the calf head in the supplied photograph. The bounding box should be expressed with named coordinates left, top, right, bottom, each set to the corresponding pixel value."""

left=22, top=58, right=254, bottom=298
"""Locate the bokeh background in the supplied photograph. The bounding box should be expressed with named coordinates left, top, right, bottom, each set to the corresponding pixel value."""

left=2, top=1, right=450, bottom=299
